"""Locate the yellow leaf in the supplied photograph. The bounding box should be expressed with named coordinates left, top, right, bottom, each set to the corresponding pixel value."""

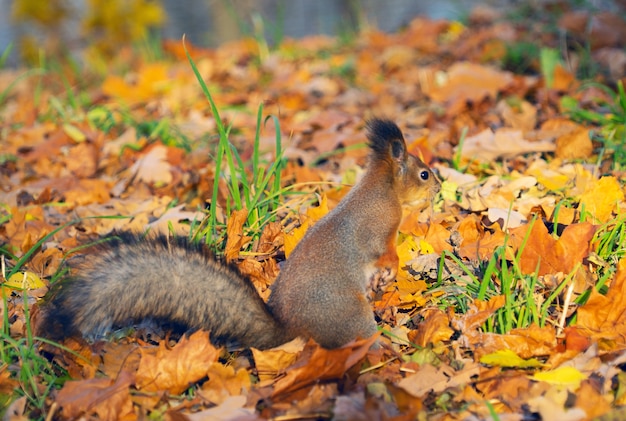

left=531, top=169, right=570, bottom=191
left=531, top=366, right=587, bottom=388
left=283, top=219, right=311, bottom=259
left=396, top=236, right=418, bottom=264
left=578, top=176, right=624, bottom=223
left=480, top=349, right=544, bottom=368
left=63, top=123, right=86, bottom=143
left=306, top=194, right=329, bottom=222
left=4, top=271, right=45, bottom=290
left=250, top=338, right=305, bottom=382
left=419, top=240, right=435, bottom=254
left=440, top=180, right=458, bottom=202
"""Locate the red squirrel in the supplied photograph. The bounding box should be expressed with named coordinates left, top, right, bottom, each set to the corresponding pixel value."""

left=38, top=118, right=440, bottom=349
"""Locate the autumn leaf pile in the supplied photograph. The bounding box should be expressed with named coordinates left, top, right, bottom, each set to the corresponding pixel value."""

left=1, top=5, right=626, bottom=420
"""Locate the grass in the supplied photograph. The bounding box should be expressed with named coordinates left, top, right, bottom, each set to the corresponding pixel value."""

left=0, top=222, right=80, bottom=419
left=428, top=212, right=620, bottom=335
left=562, top=80, right=626, bottom=169
left=184, top=39, right=289, bottom=252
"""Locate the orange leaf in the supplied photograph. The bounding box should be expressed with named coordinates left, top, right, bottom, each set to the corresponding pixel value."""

left=510, top=221, right=596, bottom=276
left=555, top=127, right=593, bottom=160
left=425, top=62, right=513, bottom=104
left=577, top=258, right=626, bottom=350
left=225, top=208, right=250, bottom=262
left=410, top=309, right=454, bottom=347
left=136, top=331, right=220, bottom=395
left=198, top=364, right=252, bottom=405
left=55, top=371, right=135, bottom=421
left=272, top=335, right=377, bottom=399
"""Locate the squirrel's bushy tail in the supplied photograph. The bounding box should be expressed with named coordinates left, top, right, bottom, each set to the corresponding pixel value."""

left=37, top=233, right=292, bottom=349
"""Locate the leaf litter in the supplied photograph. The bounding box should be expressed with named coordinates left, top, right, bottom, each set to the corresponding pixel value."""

left=1, top=3, right=626, bottom=420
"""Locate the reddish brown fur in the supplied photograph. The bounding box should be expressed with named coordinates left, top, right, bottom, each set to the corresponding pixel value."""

left=38, top=118, right=440, bottom=350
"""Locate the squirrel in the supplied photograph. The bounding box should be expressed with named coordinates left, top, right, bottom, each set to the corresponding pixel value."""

left=37, top=118, right=440, bottom=350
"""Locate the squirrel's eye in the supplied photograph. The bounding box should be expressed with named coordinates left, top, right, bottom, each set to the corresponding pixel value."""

left=420, top=170, right=430, bottom=181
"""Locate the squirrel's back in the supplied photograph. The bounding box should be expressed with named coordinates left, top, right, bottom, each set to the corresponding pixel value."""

left=39, top=233, right=292, bottom=349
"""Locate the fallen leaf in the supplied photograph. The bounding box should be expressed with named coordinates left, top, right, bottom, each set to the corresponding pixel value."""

left=410, top=308, right=454, bottom=347
left=458, top=128, right=555, bottom=162
left=198, top=364, right=252, bottom=405
left=509, top=220, right=596, bottom=276
left=555, top=127, right=593, bottom=159
left=578, top=176, right=624, bottom=223
left=397, top=364, right=451, bottom=398
left=224, top=208, right=250, bottom=262
left=186, top=395, right=255, bottom=421
left=480, top=349, right=544, bottom=368
left=577, top=258, right=626, bottom=351
left=251, top=337, right=305, bottom=382
left=531, top=366, right=587, bottom=388
left=272, top=335, right=377, bottom=398
left=136, top=331, right=220, bottom=395
left=55, top=371, right=135, bottom=421
left=130, top=145, right=173, bottom=185
left=425, top=62, right=513, bottom=104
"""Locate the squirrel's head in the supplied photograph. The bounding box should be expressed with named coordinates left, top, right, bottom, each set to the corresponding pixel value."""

left=366, top=118, right=440, bottom=208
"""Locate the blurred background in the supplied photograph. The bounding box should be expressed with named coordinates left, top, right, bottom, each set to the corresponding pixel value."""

left=0, top=0, right=623, bottom=67
left=0, top=0, right=540, bottom=66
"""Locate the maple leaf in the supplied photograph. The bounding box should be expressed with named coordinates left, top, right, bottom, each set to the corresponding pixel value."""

left=136, top=331, right=220, bottom=395
left=509, top=221, right=596, bottom=276
left=55, top=371, right=135, bottom=421
left=272, top=336, right=377, bottom=399
left=577, top=258, right=626, bottom=351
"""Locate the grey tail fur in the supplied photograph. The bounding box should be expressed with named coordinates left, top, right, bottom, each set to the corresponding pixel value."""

left=37, top=233, right=292, bottom=349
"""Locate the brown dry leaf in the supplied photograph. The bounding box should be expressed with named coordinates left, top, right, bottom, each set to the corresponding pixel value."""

left=283, top=218, right=312, bottom=259
left=256, top=221, right=283, bottom=254
left=458, top=128, right=555, bottom=162
left=0, top=367, right=19, bottom=397
left=186, top=395, right=255, bottom=421
left=496, top=98, right=537, bottom=132
left=552, top=65, right=577, bottom=91
left=66, top=141, right=99, bottom=178
left=146, top=204, right=206, bottom=236
left=555, top=127, right=593, bottom=160
left=462, top=323, right=557, bottom=360
left=272, top=335, right=377, bottom=398
left=63, top=178, right=112, bottom=207
left=425, top=62, right=513, bottom=105
left=136, top=331, right=220, bottom=395
left=559, top=11, right=626, bottom=49
left=397, top=364, right=452, bottom=398
left=224, top=208, right=250, bottom=262
left=456, top=213, right=508, bottom=261
left=509, top=221, right=596, bottom=276
left=476, top=369, right=533, bottom=409
left=130, top=145, right=173, bottom=185
left=100, top=342, right=142, bottom=379
left=251, top=338, right=306, bottom=382
left=410, top=308, right=454, bottom=347
left=454, top=296, right=506, bottom=332
left=198, top=364, right=252, bottom=405
left=577, top=258, right=626, bottom=351
left=55, top=370, right=135, bottom=421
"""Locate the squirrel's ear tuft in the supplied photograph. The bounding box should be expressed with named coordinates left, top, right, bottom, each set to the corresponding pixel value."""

left=366, top=118, right=406, bottom=161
